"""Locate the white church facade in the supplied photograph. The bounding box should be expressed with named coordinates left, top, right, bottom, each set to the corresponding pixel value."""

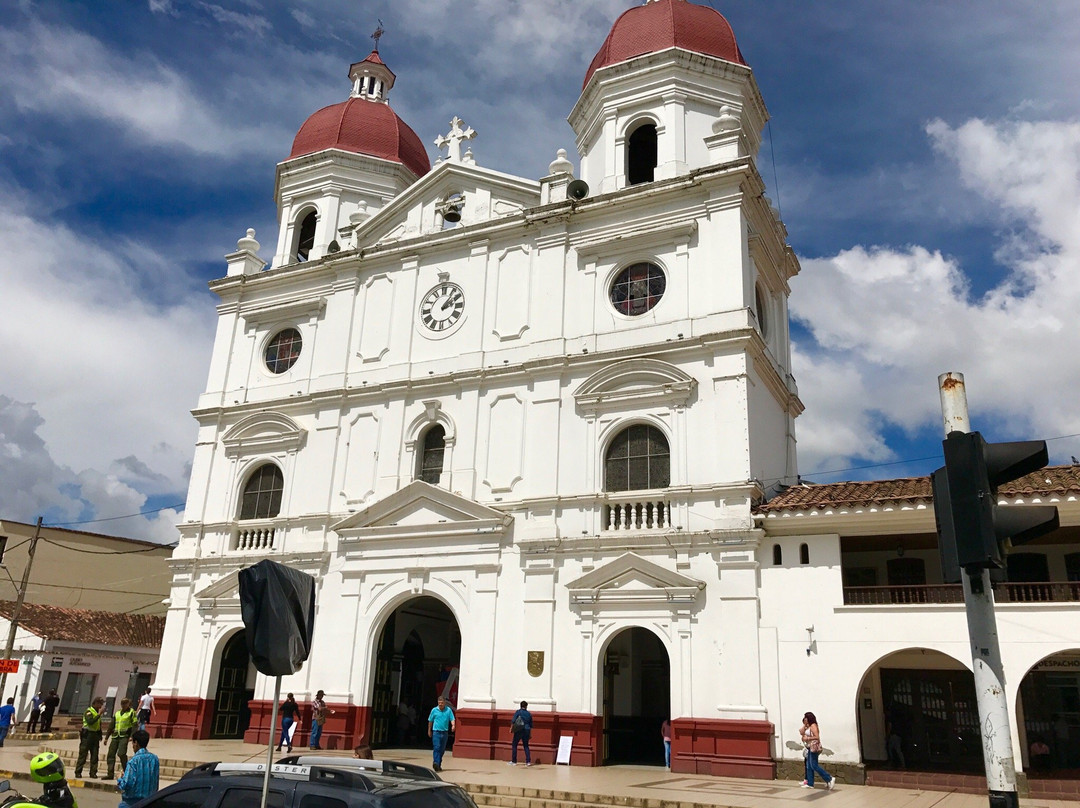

left=154, top=0, right=1080, bottom=789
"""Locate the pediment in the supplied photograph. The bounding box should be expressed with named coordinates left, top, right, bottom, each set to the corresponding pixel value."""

left=222, top=412, right=306, bottom=456
left=574, top=359, right=696, bottom=414
left=566, top=552, right=704, bottom=605
left=332, top=480, right=512, bottom=542
left=354, top=161, right=540, bottom=249
left=195, top=570, right=239, bottom=603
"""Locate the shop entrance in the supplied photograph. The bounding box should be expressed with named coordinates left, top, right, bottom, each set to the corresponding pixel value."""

left=370, top=596, right=460, bottom=748
left=210, top=632, right=254, bottom=739
left=602, top=627, right=670, bottom=765
left=857, top=649, right=981, bottom=773
left=1018, top=650, right=1080, bottom=773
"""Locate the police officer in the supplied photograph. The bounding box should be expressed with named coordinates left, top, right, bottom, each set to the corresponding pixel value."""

left=104, top=698, right=138, bottom=779
left=74, top=697, right=105, bottom=779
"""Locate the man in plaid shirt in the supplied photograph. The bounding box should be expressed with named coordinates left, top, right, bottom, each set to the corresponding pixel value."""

left=117, top=730, right=159, bottom=808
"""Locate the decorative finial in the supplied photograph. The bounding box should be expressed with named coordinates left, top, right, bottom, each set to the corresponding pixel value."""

left=549, top=148, right=574, bottom=177
left=371, top=20, right=385, bottom=51
left=237, top=228, right=260, bottom=254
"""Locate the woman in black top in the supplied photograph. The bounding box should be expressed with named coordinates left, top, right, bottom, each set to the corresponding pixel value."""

left=277, top=693, right=299, bottom=752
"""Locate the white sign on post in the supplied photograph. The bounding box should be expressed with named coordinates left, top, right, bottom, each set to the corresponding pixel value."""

left=555, top=735, right=573, bottom=765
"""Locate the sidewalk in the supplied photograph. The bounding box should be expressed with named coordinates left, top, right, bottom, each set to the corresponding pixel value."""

left=0, top=737, right=1073, bottom=808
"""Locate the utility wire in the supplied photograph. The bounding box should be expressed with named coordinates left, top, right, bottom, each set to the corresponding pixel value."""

left=40, top=537, right=176, bottom=554
left=46, top=501, right=184, bottom=528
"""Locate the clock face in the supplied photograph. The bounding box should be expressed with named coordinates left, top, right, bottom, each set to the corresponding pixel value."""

left=419, top=282, right=465, bottom=332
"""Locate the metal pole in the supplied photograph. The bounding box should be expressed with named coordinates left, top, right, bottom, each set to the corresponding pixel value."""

left=937, top=373, right=1019, bottom=808
left=0, top=517, right=42, bottom=699
left=262, top=676, right=282, bottom=808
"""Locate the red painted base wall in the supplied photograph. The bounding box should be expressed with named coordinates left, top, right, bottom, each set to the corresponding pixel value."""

left=672, top=717, right=776, bottom=779
left=153, top=698, right=368, bottom=750
left=154, top=699, right=774, bottom=777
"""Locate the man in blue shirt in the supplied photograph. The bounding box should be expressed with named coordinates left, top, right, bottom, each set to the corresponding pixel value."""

left=117, top=729, right=159, bottom=808
left=426, top=696, right=455, bottom=772
left=0, top=697, right=16, bottom=746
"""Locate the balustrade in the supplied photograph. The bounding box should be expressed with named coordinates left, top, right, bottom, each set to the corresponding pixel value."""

left=843, top=582, right=1080, bottom=605
left=234, top=524, right=276, bottom=551
left=603, top=499, right=670, bottom=531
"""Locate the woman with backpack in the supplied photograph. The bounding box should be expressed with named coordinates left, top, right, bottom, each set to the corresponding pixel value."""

left=509, top=701, right=533, bottom=766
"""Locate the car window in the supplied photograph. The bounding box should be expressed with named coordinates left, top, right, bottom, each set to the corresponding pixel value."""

left=386, top=787, right=479, bottom=808
left=221, top=788, right=286, bottom=808
left=139, top=786, right=214, bottom=808
left=299, top=795, right=348, bottom=808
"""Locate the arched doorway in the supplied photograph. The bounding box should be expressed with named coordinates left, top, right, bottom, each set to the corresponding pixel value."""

left=1017, top=650, right=1080, bottom=775
left=602, top=627, right=670, bottom=765
left=211, top=632, right=254, bottom=739
left=370, top=596, right=461, bottom=748
left=856, top=648, right=980, bottom=773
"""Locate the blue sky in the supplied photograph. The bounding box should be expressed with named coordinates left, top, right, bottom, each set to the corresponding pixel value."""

left=2, top=0, right=1079, bottom=541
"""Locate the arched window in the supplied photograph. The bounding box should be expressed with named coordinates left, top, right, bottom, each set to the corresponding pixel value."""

left=627, top=122, right=657, bottom=185
left=773, top=544, right=783, bottom=566
left=799, top=543, right=810, bottom=565
left=239, top=464, right=283, bottom=520
left=604, top=424, right=670, bottom=492
left=754, top=284, right=769, bottom=337
left=417, top=425, right=446, bottom=485
left=294, top=211, right=317, bottom=262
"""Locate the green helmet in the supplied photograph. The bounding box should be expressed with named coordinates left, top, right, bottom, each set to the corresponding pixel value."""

left=31, top=752, right=65, bottom=784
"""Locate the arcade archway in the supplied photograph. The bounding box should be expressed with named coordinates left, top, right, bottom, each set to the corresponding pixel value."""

left=1017, top=650, right=1080, bottom=775
left=210, top=631, right=254, bottom=739
left=856, top=648, right=980, bottom=773
left=370, top=596, right=461, bottom=748
left=601, top=627, right=670, bottom=765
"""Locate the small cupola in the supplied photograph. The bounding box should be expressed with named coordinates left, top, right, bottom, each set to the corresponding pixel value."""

left=349, top=50, right=396, bottom=102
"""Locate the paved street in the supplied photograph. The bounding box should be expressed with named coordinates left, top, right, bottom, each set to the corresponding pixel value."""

left=0, top=737, right=1076, bottom=808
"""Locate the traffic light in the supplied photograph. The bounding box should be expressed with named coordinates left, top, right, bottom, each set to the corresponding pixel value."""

left=936, top=431, right=1059, bottom=574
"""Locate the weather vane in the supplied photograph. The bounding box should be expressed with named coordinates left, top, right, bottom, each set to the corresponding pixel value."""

left=371, top=20, right=385, bottom=51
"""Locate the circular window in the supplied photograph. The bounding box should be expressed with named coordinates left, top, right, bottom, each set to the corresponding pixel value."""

left=265, top=328, right=302, bottom=374
left=610, top=263, right=666, bottom=316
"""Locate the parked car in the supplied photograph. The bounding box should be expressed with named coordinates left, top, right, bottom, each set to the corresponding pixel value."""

left=133, top=756, right=478, bottom=808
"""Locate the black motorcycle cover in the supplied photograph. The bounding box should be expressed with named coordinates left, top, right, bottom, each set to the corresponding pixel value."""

left=238, top=560, right=316, bottom=676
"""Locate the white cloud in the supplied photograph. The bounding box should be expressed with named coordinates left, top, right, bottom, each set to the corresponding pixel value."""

left=0, top=19, right=287, bottom=158
left=198, top=2, right=272, bottom=37
left=0, top=180, right=212, bottom=538
left=791, top=118, right=1080, bottom=474
left=148, top=0, right=177, bottom=14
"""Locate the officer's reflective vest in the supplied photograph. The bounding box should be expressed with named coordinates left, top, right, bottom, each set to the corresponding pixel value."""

left=112, top=708, right=137, bottom=736
left=83, top=706, right=101, bottom=732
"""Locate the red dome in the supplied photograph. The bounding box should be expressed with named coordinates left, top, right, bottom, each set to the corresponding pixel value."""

left=584, top=0, right=747, bottom=89
left=289, top=97, right=430, bottom=178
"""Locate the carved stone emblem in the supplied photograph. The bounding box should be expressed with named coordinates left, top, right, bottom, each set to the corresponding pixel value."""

left=527, top=650, right=544, bottom=677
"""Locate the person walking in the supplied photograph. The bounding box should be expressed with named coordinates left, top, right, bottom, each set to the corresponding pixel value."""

left=27, top=692, right=43, bottom=734
left=800, top=712, right=835, bottom=790
left=276, top=693, right=299, bottom=752
left=508, top=701, right=533, bottom=766
left=660, top=718, right=672, bottom=768
left=136, top=688, right=154, bottom=733
left=104, top=698, right=138, bottom=779
left=117, top=729, right=159, bottom=808
left=427, top=695, right=455, bottom=772
left=41, top=690, right=60, bottom=734
left=0, top=697, right=16, bottom=746
left=309, top=690, right=334, bottom=750
left=75, top=696, right=106, bottom=779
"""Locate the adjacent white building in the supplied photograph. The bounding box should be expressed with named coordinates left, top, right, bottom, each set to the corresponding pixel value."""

left=153, top=0, right=1080, bottom=791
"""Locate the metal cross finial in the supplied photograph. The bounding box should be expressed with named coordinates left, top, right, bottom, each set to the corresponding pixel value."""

left=371, top=20, right=385, bottom=51
left=434, top=116, right=477, bottom=163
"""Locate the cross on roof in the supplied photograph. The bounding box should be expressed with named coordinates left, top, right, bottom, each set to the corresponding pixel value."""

left=435, top=116, right=477, bottom=163
left=371, top=20, right=385, bottom=51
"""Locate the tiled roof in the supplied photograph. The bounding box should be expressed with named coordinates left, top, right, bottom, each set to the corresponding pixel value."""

left=584, top=0, right=747, bottom=90
left=0, top=601, right=165, bottom=648
left=289, top=96, right=430, bottom=177
left=758, top=464, right=1080, bottom=514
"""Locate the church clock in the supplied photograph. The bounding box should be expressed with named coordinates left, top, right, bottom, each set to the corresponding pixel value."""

left=419, top=282, right=465, bottom=332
